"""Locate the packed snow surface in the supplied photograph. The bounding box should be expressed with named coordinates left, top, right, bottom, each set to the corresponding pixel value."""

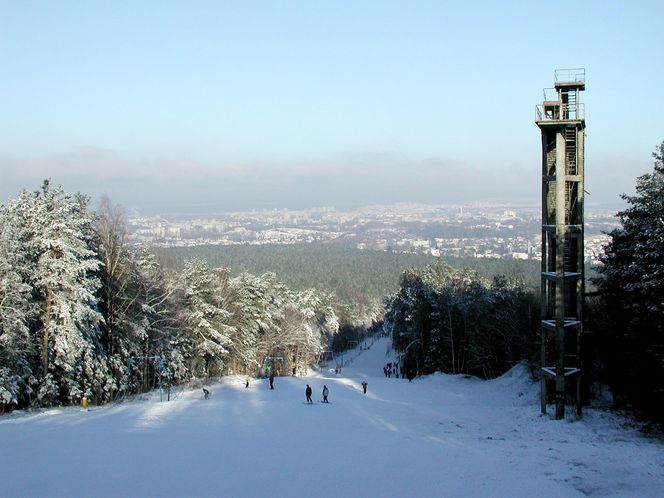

left=2, top=337, right=663, bottom=497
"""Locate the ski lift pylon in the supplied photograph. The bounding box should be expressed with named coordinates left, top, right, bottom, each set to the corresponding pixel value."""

left=317, top=350, right=335, bottom=367
left=261, top=356, right=285, bottom=377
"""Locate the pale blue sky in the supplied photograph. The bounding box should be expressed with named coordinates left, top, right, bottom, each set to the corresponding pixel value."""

left=1, top=1, right=662, bottom=213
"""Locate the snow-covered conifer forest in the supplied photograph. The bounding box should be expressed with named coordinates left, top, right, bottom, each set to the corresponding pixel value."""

left=0, top=180, right=340, bottom=410
left=0, top=178, right=542, bottom=414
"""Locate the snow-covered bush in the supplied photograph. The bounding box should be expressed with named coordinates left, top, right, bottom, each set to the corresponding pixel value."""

left=36, top=374, right=61, bottom=406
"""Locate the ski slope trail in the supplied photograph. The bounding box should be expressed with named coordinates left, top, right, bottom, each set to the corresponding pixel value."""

left=1, top=337, right=663, bottom=497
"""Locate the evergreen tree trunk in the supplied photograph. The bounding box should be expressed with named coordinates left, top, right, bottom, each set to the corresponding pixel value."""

left=41, top=287, right=53, bottom=379
left=447, top=305, right=455, bottom=374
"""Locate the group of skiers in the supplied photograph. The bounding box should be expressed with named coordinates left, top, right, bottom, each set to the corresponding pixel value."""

left=266, top=376, right=370, bottom=402
left=205, top=377, right=370, bottom=401
left=304, top=384, right=329, bottom=403
left=305, top=381, right=368, bottom=401
left=383, top=362, right=399, bottom=378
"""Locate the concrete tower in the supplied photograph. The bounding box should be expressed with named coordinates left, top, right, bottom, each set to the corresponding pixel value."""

left=535, top=69, right=586, bottom=419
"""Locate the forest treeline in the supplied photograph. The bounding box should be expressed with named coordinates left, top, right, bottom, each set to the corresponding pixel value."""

left=156, top=243, right=430, bottom=324
left=158, top=242, right=542, bottom=382
left=157, top=243, right=541, bottom=314
left=0, top=182, right=340, bottom=411
left=385, top=261, right=538, bottom=380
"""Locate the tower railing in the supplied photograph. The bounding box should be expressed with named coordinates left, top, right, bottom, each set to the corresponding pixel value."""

left=536, top=103, right=585, bottom=121
left=542, top=88, right=559, bottom=102
left=555, top=68, right=585, bottom=84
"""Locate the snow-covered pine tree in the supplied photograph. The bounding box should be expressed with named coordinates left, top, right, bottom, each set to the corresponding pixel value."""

left=277, top=302, right=314, bottom=370
left=7, top=181, right=112, bottom=405
left=229, top=272, right=286, bottom=374
left=179, top=258, right=235, bottom=379
left=0, top=204, right=36, bottom=410
left=131, top=245, right=185, bottom=390
left=226, top=272, right=264, bottom=374
left=290, top=289, right=338, bottom=366
left=596, top=141, right=664, bottom=421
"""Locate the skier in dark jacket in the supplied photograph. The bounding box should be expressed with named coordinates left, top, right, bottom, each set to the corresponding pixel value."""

left=322, top=385, right=329, bottom=403
left=305, top=384, right=313, bottom=403
left=269, top=373, right=274, bottom=389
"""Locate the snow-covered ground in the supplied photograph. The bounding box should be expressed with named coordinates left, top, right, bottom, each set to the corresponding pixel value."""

left=1, top=337, right=663, bottom=497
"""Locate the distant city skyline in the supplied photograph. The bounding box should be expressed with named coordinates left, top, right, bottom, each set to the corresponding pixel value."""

left=126, top=202, right=617, bottom=267
left=1, top=1, right=662, bottom=213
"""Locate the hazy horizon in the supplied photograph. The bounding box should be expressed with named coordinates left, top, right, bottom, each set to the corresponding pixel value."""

left=2, top=2, right=662, bottom=214
left=0, top=172, right=627, bottom=218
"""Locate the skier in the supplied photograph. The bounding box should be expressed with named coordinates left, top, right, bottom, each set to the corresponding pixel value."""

left=361, top=381, right=368, bottom=394
left=322, top=385, right=329, bottom=403
left=305, top=384, right=313, bottom=403
left=245, top=378, right=249, bottom=388
left=407, top=368, right=415, bottom=382
left=203, top=388, right=210, bottom=399
left=269, top=373, right=274, bottom=390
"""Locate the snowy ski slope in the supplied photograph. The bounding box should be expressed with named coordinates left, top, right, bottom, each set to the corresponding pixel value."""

left=1, top=337, right=663, bottom=497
